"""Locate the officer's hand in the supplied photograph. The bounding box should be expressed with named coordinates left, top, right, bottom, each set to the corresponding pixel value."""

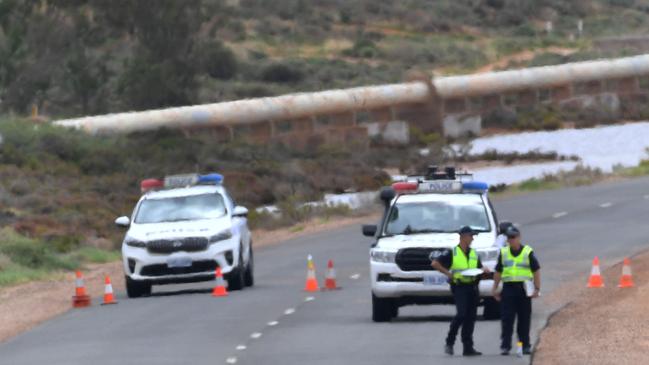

left=482, top=267, right=491, bottom=274
left=492, top=289, right=501, bottom=302
left=531, top=289, right=540, bottom=298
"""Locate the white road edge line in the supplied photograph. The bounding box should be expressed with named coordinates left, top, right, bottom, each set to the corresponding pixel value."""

left=552, top=212, right=567, bottom=219
left=600, top=202, right=613, bottom=208
left=305, top=296, right=315, bottom=302
left=236, top=345, right=246, bottom=351
left=250, top=332, right=262, bottom=339
left=350, top=273, right=361, bottom=280
left=284, top=308, right=295, bottom=315
left=226, top=357, right=237, bottom=364
left=267, top=321, right=279, bottom=326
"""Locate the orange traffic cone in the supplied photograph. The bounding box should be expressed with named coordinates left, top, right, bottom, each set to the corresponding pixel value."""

left=212, top=268, right=228, bottom=297
left=618, top=257, right=634, bottom=288
left=72, top=270, right=91, bottom=308
left=322, top=259, right=340, bottom=291
left=101, top=275, right=118, bottom=305
left=304, top=255, right=319, bottom=292
left=587, top=256, right=604, bottom=288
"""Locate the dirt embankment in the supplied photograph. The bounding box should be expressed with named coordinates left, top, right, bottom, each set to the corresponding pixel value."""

left=534, top=251, right=649, bottom=364
left=0, top=213, right=378, bottom=343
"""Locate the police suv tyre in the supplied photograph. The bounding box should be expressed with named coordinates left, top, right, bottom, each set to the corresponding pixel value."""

left=483, top=298, right=501, bottom=320
left=227, top=249, right=246, bottom=291
left=125, top=276, right=152, bottom=298
left=372, top=293, right=397, bottom=322
left=244, top=246, right=254, bottom=287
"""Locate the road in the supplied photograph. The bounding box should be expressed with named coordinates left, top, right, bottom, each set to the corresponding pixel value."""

left=2, top=176, right=649, bottom=365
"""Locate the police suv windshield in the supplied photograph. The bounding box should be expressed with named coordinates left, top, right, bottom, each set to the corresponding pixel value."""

left=134, top=193, right=227, bottom=224
left=384, top=194, right=491, bottom=235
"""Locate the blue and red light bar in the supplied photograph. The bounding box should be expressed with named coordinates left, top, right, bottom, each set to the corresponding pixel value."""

left=391, top=180, right=489, bottom=195
left=140, top=173, right=224, bottom=193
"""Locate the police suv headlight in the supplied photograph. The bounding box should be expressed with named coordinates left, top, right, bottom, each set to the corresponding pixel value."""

left=371, top=250, right=397, bottom=263
left=124, top=239, right=146, bottom=248
left=476, top=248, right=499, bottom=262
left=209, top=229, right=233, bottom=244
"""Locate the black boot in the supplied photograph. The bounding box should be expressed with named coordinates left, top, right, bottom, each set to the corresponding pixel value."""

left=444, top=344, right=454, bottom=355
left=463, top=348, right=482, bottom=356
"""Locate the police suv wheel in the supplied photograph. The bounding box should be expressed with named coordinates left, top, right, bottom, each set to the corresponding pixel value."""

left=244, top=247, right=254, bottom=287
left=227, top=249, right=246, bottom=291
left=483, top=298, right=501, bottom=320
left=125, top=276, right=152, bottom=298
left=372, top=294, right=397, bottom=322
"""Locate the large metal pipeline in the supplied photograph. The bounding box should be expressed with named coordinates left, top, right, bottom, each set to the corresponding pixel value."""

left=54, top=83, right=431, bottom=134
left=53, top=54, right=649, bottom=134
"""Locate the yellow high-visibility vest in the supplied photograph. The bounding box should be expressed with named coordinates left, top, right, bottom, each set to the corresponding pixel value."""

left=501, top=245, right=533, bottom=282
left=449, top=246, right=478, bottom=284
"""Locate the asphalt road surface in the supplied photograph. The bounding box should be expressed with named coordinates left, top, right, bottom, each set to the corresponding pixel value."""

left=2, top=176, right=649, bottom=365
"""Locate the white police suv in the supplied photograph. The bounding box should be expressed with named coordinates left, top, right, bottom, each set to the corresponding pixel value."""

left=115, top=173, right=253, bottom=297
left=362, top=167, right=501, bottom=322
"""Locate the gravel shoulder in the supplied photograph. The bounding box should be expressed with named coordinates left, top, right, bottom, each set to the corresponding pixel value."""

left=0, top=213, right=378, bottom=343
left=534, top=250, right=649, bottom=364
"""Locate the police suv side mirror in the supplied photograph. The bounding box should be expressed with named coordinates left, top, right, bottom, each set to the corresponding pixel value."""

left=379, top=187, right=396, bottom=206
left=233, top=206, right=249, bottom=217
left=115, top=216, right=130, bottom=228
left=362, top=224, right=377, bottom=237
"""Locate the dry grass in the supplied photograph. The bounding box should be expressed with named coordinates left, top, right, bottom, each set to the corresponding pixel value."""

left=535, top=252, right=649, bottom=364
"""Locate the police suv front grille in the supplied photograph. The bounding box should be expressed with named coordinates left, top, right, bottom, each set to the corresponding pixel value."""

left=146, top=237, right=209, bottom=254
left=140, top=260, right=218, bottom=277
left=395, top=247, right=451, bottom=271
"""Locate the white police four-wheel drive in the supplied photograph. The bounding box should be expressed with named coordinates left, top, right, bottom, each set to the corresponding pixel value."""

left=115, top=173, right=253, bottom=298
left=363, top=167, right=501, bottom=322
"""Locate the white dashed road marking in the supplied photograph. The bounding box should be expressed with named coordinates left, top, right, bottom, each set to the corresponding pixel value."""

left=305, top=296, right=315, bottom=302
left=552, top=212, right=567, bottom=219
left=226, top=357, right=237, bottom=364
left=236, top=345, right=246, bottom=351
left=284, top=308, right=295, bottom=315
left=600, top=202, right=613, bottom=208
left=250, top=332, right=262, bottom=339
left=350, top=273, right=361, bottom=280
left=267, top=321, right=279, bottom=326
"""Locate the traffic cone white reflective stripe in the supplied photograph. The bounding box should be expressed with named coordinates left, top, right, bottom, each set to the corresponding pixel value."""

left=587, top=256, right=604, bottom=288
left=618, top=257, right=634, bottom=288
left=102, top=275, right=117, bottom=305
left=75, top=271, right=86, bottom=296
left=305, top=255, right=319, bottom=292
left=212, top=268, right=228, bottom=297
left=72, top=270, right=91, bottom=308
left=323, top=259, right=339, bottom=290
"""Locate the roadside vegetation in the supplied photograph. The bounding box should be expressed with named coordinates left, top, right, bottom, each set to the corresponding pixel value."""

left=4, top=1, right=649, bottom=286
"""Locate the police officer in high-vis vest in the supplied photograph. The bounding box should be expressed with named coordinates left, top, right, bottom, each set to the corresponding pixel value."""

left=491, top=226, right=541, bottom=356
left=431, top=226, right=489, bottom=357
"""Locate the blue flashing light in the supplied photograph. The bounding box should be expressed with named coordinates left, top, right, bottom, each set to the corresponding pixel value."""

left=462, top=181, right=489, bottom=193
left=198, top=173, right=224, bottom=185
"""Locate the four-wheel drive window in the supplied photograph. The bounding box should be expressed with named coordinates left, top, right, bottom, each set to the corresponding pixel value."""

left=384, top=194, right=491, bottom=235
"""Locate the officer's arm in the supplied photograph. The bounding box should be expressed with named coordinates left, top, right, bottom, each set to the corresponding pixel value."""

left=533, top=270, right=541, bottom=295
left=492, top=272, right=501, bottom=290
left=431, top=260, right=453, bottom=280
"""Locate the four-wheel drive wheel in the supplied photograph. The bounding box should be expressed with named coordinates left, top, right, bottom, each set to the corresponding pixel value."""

left=372, top=293, right=397, bottom=322
left=244, top=247, right=254, bottom=287
left=125, top=276, right=152, bottom=298
left=483, top=298, right=501, bottom=320
left=227, top=250, right=246, bottom=291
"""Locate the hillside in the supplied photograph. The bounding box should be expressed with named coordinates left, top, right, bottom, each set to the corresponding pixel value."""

left=2, top=1, right=649, bottom=286
left=1, top=0, right=649, bottom=119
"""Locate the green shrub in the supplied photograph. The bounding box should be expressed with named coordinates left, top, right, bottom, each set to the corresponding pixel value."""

left=260, top=62, right=304, bottom=83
